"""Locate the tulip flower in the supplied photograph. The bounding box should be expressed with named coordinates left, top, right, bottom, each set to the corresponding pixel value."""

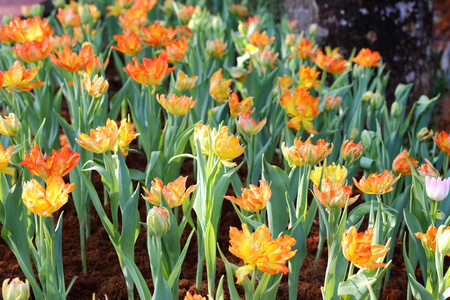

left=0, top=144, right=15, bottom=177
left=82, top=73, right=109, bottom=98
left=2, top=60, right=45, bottom=92
left=352, top=48, right=381, bottom=67
left=310, top=163, right=347, bottom=186
left=277, top=75, right=293, bottom=95
left=174, top=70, right=197, bottom=92
left=415, top=225, right=450, bottom=256
left=21, top=175, right=75, bottom=217
left=248, top=30, right=275, bottom=49
left=392, top=150, right=418, bottom=175
left=193, top=123, right=211, bottom=156
left=20, top=144, right=80, bottom=182
left=113, top=119, right=139, bottom=156
left=209, top=68, right=232, bottom=103
left=141, top=22, right=177, bottom=47
left=160, top=37, right=188, bottom=63
left=50, top=44, right=95, bottom=73
left=296, top=37, right=314, bottom=59
left=56, top=7, right=80, bottom=28
left=417, top=159, right=440, bottom=178
left=224, top=180, right=271, bottom=212
left=206, top=39, right=227, bottom=58
left=309, top=48, right=348, bottom=74
left=341, top=140, right=363, bottom=165
left=324, top=95, right=342, bottom=111
left=76, top=120, right=119, bottom=153
left=2, top=278, right=29, bottom=300
left=49, top=34, right=77, bottom=51
left=213, top=127, right=245, bottom=167
left=282, top=137, right=333, bottom=167
left=229, top=223, right=296, bottom=284
left=228, top=92, right=253, bottom=118
left=313, top=180, right=358, bottom=210
left=353, top=170, right=400, bottom=195
left=13, top=39, right=52, bottom=63
left=6, top=16, right=53, bottom=43
left=123, top=54, right=175, bottom=87
left=142, top=176, right=196, bottom=208
left=237, top=113, right=266, bottom=135
left=147, top=206, right=170, bottom=238
left=177, top=5, right=197, bottom=25
left=425, top=176, right=450, bottom=201
left=112, top=31, right=142, bottom=56
left=298, top=65, right=320, bottom=89
left=342, top=226, right=389, bottom=270
left=184, top=292, right=206, bottom=300
left=156, top=94, right=196, bottom=116
left=433, top=131, right=450, bottom=155
left=0, top=113, right=22, bottom=137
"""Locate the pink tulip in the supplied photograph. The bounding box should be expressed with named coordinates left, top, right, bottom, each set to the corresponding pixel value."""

left=425, top=177, right=450, bottom=201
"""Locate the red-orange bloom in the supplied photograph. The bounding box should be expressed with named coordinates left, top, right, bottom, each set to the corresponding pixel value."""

left=123, top=55, right=175, bottom=86
left=342, top=226, right=389, bottom=270
left=297, top=38, right=314, bottom=60
left=225, top=180, right=272, bottom=212
left=160, top=37, right=188, bottom=63
left=282, top=137, right=333, bottom=167
left=20, top=144, right=80, bottom=182
left=310, top=48, right=348, bottom=74
left=313, top=180, right=359, bottom=210
left=352, top=48, right=381, bottom=67
left=209, top=68, right=232, bottom=103
left=248, top=31, right=275, bottom=49
left=279, top=87, right=320, bottom=134
left=229, top=92, right=253, bottom=118
left=141, top=22, right=177, bottom=47
left=112, top=31, right=142, bottom=56
left=142, top=176, right=196, bottom=208
left=156, top=94, right=196, bottom=116
left=277, top=75, right=293, bottom=95
left=56, top=7, right=80, bottom=28
left=392, top=150, right=418, bottom=175
left=50, top=44, right=95, bottom=73
left=7, top=16, right=53, bottom=43
left=229, top=223, right=296, bottom=284
left=433, top=131, right=450, bottom=155
left=76, top=121, right=119, bottom=153
left=298, top=65, right=321, bottom=89
left=206, top=39, right=227, bottom=58
left=2, top=60, right=45, bottom=92
left=415, top=225, right=450, bottom=256
left=353, top=170, right=400, bottom=195
left=13, top=39, right=53, bottom=63
left=341, top=140, right=363, bottom=165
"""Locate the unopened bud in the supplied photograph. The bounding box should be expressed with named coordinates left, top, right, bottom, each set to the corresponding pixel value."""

left=438, top=226, right=450, bottom=255
left=349, top=127, right=359, bottom=141
left=2, top=278, right=29, bottom=300
left=147, top=207, right=170, bottom=238
left=229, top=67, right=248, bottom=84
left=417, top=127, right=433, bottom=143
left=324, top=95, right=342, bottom=111
left=353, top=65, right=364, bottom=79
left=361, top=130, right=374, bottom=150
left=361, top=91, right=373, bottom=102
left=31, top=4, right=44, bottom=17
left=308, top=23, right=318, bottom=37
left=370, top=92, right=383, bottom=110
left=2, top=15, right=13, bottom=25
left=390, top=102, right=402, bottom=118
left=20, top=6, right=33, bottom=18
left=52, top=0, right=66, bottom=8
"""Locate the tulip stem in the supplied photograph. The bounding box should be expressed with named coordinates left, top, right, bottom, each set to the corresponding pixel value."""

left=39, top=215, right=44, bottom=266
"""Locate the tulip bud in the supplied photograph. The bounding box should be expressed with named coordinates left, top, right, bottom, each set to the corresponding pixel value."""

left=2, top=278, right=30, bottom=300
left=361, top=91, right=373, bottom=102
left=390, top=102, right=402, bottom=118
left=52, top=0, right=66, bottom=8
left=2, top=15, right=13, bottom=25
left=417, top=127, right=433, bottom=143
left=229, top=67, right=248, bottom=84
left=308, top=23, right=318, bottom=37
left=0, top=113, right=22, bottom=136
left=20, top=5, right=33, bottom=18
left=370, top=92, right=383, bottom=110
left=349, top=128, right=359, bottom=141
left=31, top=4, right=44, bottom=17
left=324, top=95, right=342, bottom=111
left=394, top=83, right=408, bottom=99
left=353, top=65, right=364, bottom=79
left=438, top=226, right=450, bottom=255
left=147, top=207, right=170, bottom=238
left=361, top=130, right=374, bottom=150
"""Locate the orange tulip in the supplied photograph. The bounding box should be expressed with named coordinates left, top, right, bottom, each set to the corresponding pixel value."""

left=417, top=159, right=440, bottom=178
left=0, top=24, right=14, bottom=44
left=433, top=131, right=450, bottom=155
left=7, top=16, right=53, bottom=43
left=72, top=24, right=97, bottom=43
left=141, top=22, right=177, bottom=47
left=143, top=176, right=196, bottom=208
left=279, top=87, right=320, bottom=134
left=313, top=180, right=358, bottom=210
left=118, top=8, right=148, bottom=34
left=230, top=4, right=248, bottom=17
left=255, top=50, right=279, bottom=72
left=296, top=37, right=313, bottom=59
left=298, top=65, right=321, bottom=89
left=184, top=292, right=206, bottom=300
left=353, top=170, right=400, bottom=195
left=2, top=60, right=45, bottom=92
left=229, top=223, right=296, bottom=284
left=282, top=137, right=333, bottom=167
left=175, top=70, right=197, bottom=92
left=76, top=120, right=119, bottom=153
left=177, top=5, right=197, bottom=25
left=352, top=48, right=381, bottom=67
left=13, top=39, right=52, bottom=63
left=277, top=75, right=293, bottom=95
left=310, top=48, right=348, bottom=74
left=0, top=113, right=21, bottom=137
left=238, top=113, right=266, bottom=135
left=249, top=31, right=275, bottom=49
left=82, top=73, right=109, bottom=98
left=225, top=180, right=272, bottom=212
left=213, top=127, right=245, bottom=167
left=160, top=37, right=188, bottom=63
left=56, top=7, right=80, bottom=28
left=206, top=39, right=227, bottom=58
left=20, top=144, right=80, bottom=182
left=0, top=144, right=15, bottom=177
left=392, top=150, right=418, bottom=175
left=123, top=55, right=175, bottom=86
left=21, top=175, right=75, bottom=217
left=342, top=226, right=389, bottom=270
left=111, top=119, right=139, bottom=156
left=209, top=68, right=232, bottom=103
left=112, top=31, right=142, bottom=56
left=50, top=44, right=94, bottom=73
left=415, top=225, right=450, bottom=256
left=156, top=94, right=196, bottom=116
left=229, top=92, right=253, bottom=118
left=49, top=34, right=77, bottom=51
left=341, top=140, right=363, bottom=165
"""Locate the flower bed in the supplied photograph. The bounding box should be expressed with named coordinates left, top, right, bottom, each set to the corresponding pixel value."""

left=0, top=0, right=447, bottom=299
